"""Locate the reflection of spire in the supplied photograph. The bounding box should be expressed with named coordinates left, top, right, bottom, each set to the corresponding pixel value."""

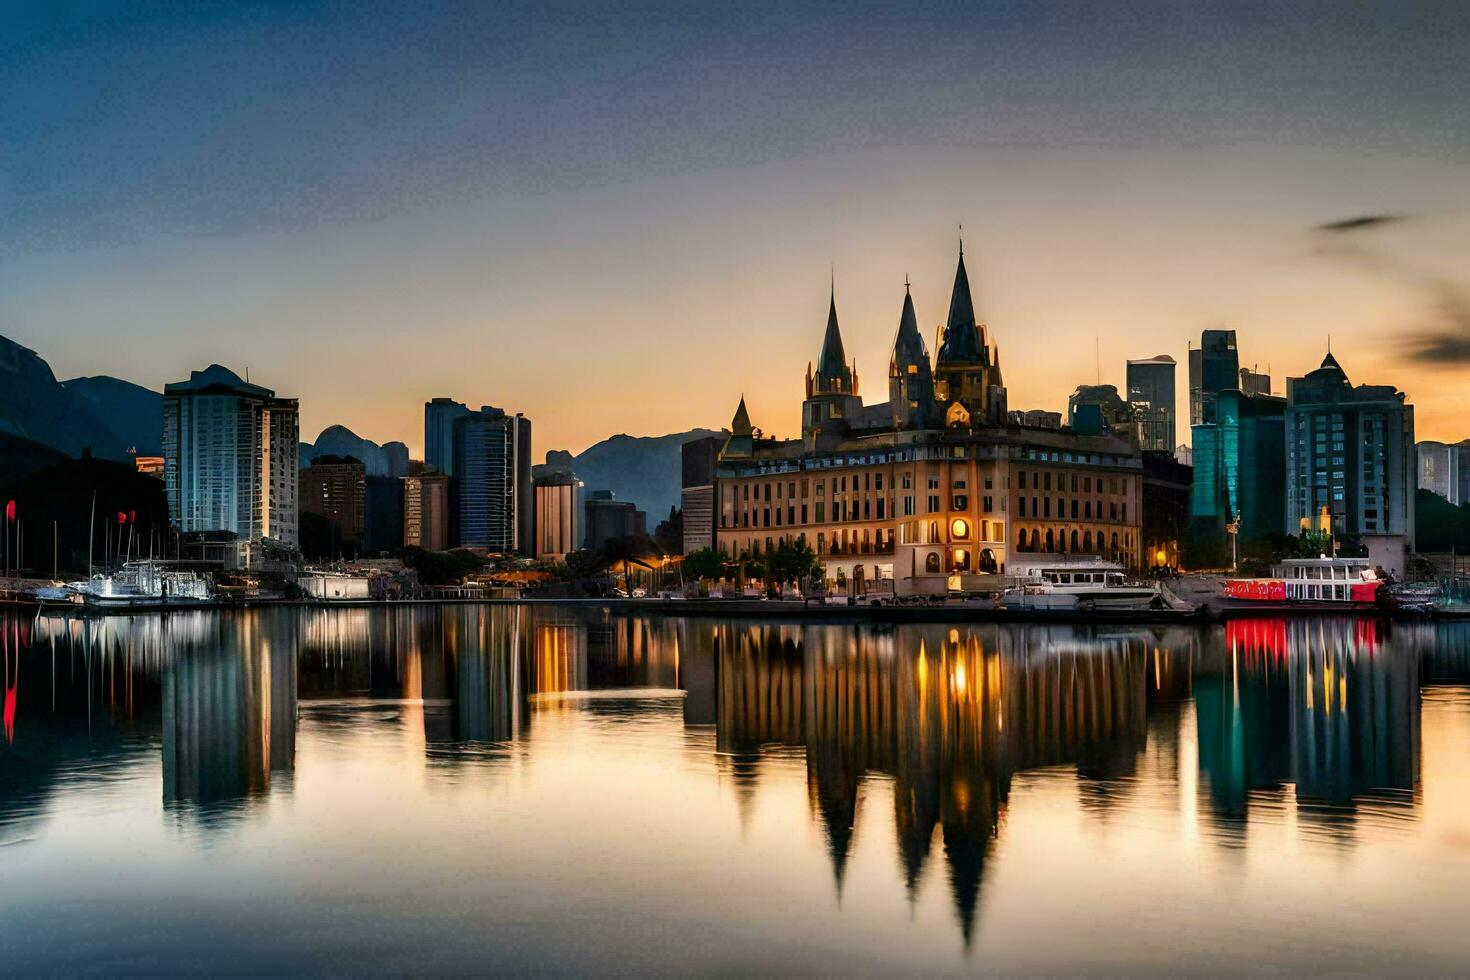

left=807, top=758, right=861, bottom=901
left=941, top=774, right=998, bottom=949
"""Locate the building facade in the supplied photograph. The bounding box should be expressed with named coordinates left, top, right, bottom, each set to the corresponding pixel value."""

left=680, top=435, right=722, bottom=554
left=1126, top=354, right=1176, bottom=452
left=453, top=407, right=532, bottom=553
left=533, top=475, right=583, bottom=562
left=402, top=469, right=451, bottom=551
left=162, top=365, right=299, bottom=556
left=1285, top=352, right=1414, bottom=541
left=716, top=246, right=1143, bottom=594
left=424, top=397, right=470, bottom=477
left=299, top=455, right=367, bottom=552
left=1189, top=388, right=1286, bottom=561
left=364, top=475, right=405, bottom=556
left=584, top=491, right=645, bottom=551
left=1188, top=329, right=1240, bottom=426
left=1416, top=440, right=1470, bottom=504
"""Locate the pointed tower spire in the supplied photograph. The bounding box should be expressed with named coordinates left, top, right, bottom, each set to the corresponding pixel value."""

left=815, top=280, right=853, bottom=392
left=731, top=394, right=752, bottom=436
left=938, top=240, right=981, bottom=362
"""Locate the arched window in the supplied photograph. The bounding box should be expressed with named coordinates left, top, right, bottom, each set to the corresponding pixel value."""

left=1070, top=529, right=1079, bottom=552
left=1031, top=528, right=1042, bottom=551
left=1044, top=529, right=1055, bottom=552
left=1083, top=530, right=1093, bottom=552
left=1016, top=527, right=1029, bottom=552
left=925, top=551, right=941, bottom=573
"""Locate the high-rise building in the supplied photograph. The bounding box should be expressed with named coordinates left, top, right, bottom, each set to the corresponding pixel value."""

left=162, top=365, right=299, bottom=559
left=402, top=467, right=451, bottom=551
left=1126, top=355, right=1176, bottom=452
left=533, top=475, right=583, bottom=562
left=423, top=397, right=470, bottom=476
left=453, top=407, right=532, bottom=553
left=1187, top=329, right=1240, bottom=426
left=298, top=455, right=367, bottom=553
left=1286, top=352, right=1414, bottom=540
left=681, top=436, right=722, bottom=554
left=1188, top=389, right=1286, bottom=561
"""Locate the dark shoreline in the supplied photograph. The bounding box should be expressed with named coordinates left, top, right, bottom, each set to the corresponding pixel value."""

left=14, top=594, right=1452, bottom=623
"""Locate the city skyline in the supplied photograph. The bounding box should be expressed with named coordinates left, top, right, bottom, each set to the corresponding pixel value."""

left=3, top=3, right=1469, bottom=456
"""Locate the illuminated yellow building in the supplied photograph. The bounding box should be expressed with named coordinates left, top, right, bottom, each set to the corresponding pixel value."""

left=717, top=245, right=1143, bottom=593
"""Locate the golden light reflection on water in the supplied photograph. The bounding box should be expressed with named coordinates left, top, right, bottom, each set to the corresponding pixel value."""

left=0, top=610, right=1468, bottom=972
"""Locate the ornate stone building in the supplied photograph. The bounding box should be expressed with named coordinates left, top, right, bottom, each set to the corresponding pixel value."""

left=716, top=244, right=1142, bottom=594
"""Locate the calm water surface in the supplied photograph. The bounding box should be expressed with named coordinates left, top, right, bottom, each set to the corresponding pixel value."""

left=1, top=608, right=1468, bottom=974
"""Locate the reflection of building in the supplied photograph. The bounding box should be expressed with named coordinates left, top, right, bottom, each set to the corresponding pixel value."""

left=162, top=365, right=300, bottom=555
left=453, top=407, right=533, bottom=553
left=713, top=623, right=1149, bottom=945
left=681, top=436, right=722, bottom=554
left=299, top=455, right=367, bottom=551
left=1286, top=352, right=1414, bottom=540
left=403, top=468, right=450, bottom=551
left=717, top=247, right=1145, bottom=590
left=534, top=475, right=583, bottom=562
left=161, top=619, right=297, bottom=819
left=1126, top=354, right=1176, bottom=452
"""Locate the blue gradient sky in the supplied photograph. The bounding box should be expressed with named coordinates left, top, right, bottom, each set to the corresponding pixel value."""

left=3, top=1, right=1469, bottom=454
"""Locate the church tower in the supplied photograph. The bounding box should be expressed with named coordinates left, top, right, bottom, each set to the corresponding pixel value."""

left=889, top=280, right=940, bottom=430
left=803, top=285, right=864, bottom=436
left=934, top=240, right=1005, bottom=426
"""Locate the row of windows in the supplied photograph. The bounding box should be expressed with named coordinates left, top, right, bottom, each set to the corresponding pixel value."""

left=1017, top=496, right=1127, bottom=522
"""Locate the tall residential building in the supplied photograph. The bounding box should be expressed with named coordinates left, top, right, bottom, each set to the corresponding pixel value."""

left=453, top=407, right=532, bottom=553
left=718, top=243, right=1144, bottom=592
left=681, top=436, right=723, bottom=554
left=1188, top=389, right=1286, bottom=559
left=162, top=365, right=299, bottom=556
left=1126, top=355, right=1176, bottom=452
left=1416, top=440, right=1470, bottom=504
left=534, top=475, right=583, bottom=562
left=1187, top=329, right=1240, bottom=426
left=1285, top=352, right=1414, bottom=540
left=424, top=397, right=470, bottom=476
left=402, top=468, right=451, bottom=551
left=298, top=455, right=367, bottom=552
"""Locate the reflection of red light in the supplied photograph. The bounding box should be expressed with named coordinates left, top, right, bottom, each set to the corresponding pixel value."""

left=1227, top=618, right=1288, bottom=660
left=129, top=510, right=137, bottom=524
left=2, top=686, right=13, bottom=743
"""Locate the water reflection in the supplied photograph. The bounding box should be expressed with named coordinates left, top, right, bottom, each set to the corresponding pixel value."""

left=1, top=608, right=1466, bottom=960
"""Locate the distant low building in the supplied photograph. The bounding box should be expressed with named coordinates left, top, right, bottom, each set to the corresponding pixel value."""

left=585, top=491, right=644, bottom=550
left=134, top=455, right=165, bottom=479
left=1416, top=439, right=1470, bottom=504
left=534, top=474, right=583, bottom=562
left=299, top=455, right=367, bottom=553
left=680, top=436, right=722, bottom=554
left=403, top=467, right=451, bottom=551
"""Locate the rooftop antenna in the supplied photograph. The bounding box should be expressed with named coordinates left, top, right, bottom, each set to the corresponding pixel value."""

left=904, top=273, right=910, bottom=295
left=958, top=223, right=964, bottom=256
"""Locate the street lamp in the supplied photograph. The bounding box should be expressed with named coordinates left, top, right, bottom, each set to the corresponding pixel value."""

left=1226, top=518, right=1241, bottom=573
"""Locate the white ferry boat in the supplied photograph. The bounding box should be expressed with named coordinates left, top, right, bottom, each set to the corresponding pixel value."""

left=65, top=560, right=215, bottom=609
left=1002, top=557, right=1179, bottom=612
left=1224, top=557, right=1382, bottom=605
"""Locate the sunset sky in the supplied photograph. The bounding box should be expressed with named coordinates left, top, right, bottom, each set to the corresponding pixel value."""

left=3, top=2, right=1469, bottom=457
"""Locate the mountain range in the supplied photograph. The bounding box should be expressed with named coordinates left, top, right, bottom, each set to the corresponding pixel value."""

left=0, top=332, right=721, bottom=523
left=541, top=428, right=725, bottom=521
left=300, top=424, right=410, bottom=477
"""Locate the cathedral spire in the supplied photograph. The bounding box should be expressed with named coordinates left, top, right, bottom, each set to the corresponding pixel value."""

left=731, top=394, right=752, bottom=436
left=815, top=281, right=854, bottom=393
left=938, top=243, right=980, bottom=362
